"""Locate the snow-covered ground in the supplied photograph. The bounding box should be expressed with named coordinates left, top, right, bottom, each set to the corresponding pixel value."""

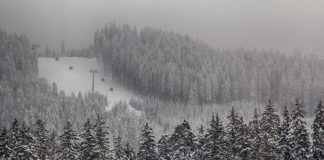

left=38, top=57, right=139, bottom=110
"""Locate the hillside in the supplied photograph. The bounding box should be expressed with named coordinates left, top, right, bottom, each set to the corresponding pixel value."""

left=38, top=57, right=138, bottom=109
left=94, top=24, right=324, bottom=114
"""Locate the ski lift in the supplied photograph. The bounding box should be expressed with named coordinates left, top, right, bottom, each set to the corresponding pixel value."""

left=31, top=44, right=40, bottom=51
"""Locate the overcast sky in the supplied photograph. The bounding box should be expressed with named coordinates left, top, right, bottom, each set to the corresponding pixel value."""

left=1, top=0, right=324, bottom=54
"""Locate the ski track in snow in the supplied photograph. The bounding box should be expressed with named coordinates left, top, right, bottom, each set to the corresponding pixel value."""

left=38, top=57, right=139, bottom=112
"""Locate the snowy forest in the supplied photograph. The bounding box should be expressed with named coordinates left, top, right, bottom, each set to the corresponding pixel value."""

left=1, top=0, right=324, bottom=159
left=1, top=99, right=324, bottom=159
left=1, top=23, right=324, bottom=159
left=94, top=24, right=324, bottom=112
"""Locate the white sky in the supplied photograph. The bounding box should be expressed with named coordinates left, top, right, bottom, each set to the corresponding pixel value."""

left=1, top=0, right=324, bottom=54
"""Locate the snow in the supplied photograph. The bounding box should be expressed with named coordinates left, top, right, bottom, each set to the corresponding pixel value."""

left=38, top=57, right=139, bottom=111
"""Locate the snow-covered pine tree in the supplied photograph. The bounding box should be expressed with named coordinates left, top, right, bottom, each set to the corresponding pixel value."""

left=204, top=114, right=230, bottom=159
left=49, top=131, right=57, bottom=160
left=113, top=135, right=126, bottom=160
left=33, top=119, right=51, bottom=160
left=291, top=99, right=311, bottom=159
left=93, top=115, right=113, bottom=160
left=124, top=142, right=136, bottom=160
left=312, top=101, right=324, bottom=160
left=79, top=119, right=96, bottom=160
left=8, top=120, right=19, bottom=159
left=275, top=106, right=293, bottom=160
left=194, top=125, right=205, bottom=159
left=260, top=100, right=280, bottom=159
left=168, top=120, right=196, bottom=160
left=226, top=106, right=241, bottom=158
left=0, top=127, right=11, bottom=159
left=56, top=121, right=80, bottom=160
left=157, top=134, right=170, bottom=160
left=10, top=119, right=38, bottom=160
left=137, top=122, right=158, bottom=160
left=236, top=117, right=251, bottom=160
left=249, top=108, right=263, bottom=160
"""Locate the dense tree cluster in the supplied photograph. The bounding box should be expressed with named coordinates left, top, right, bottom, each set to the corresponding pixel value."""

left=129, top=96, right=264, bottom=136
left=42, top=46, right=95, bottom=58
left=94, top=24, right=324, bottom=111
left=0, top=29, right=108, bottom=134
left=312, top=101, right=324, bottom=159
left=40, top=39, right=95, bottom=58
left=0, top=29, right=37, bottom=78
left=1, top=99, right=324, bottom=159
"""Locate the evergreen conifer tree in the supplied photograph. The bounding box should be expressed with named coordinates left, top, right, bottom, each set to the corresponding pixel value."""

left=168, top=120, right=196, bottom=160
left=33, top=119, right=51, bottom=160
left=226, top=106, right=241, bottom=158
left=93, top=115, right=113, bottom=160
left=137, top=122, right=158, bottom=160
left=260, top=100, right=280, bottom=159
left=113, top=135, right=126, bottom=160
left=194, top=125, right=205, bottom=159
left=157, top=135, right=170, bottom=160
left=124, top=142, right=136, bottom=160
left=312, top=101, right=324, bottom=160
left=291, top=99, right=311, bottom=159
left=236, top=117, right=251, bottom=160
left=204, top=114, right=230, bottom=159
left=49, top=131, right=57, bottom=160
left=79, top=119, right=96, bottom=160
left=249, top=108, right=263, bottom=160
left=56, top=121, right=80, bottom=160
left=10, top=119, right=38, bottom=160
left=0, top=127, right=11, bottom=159
left=275, top=106, right=293, bottom=160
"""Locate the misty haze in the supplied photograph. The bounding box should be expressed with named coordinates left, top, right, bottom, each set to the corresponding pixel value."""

left=1, top=0, right=324, bottom=159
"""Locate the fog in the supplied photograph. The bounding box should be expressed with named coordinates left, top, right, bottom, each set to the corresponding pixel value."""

left=1, top=0, right=324, bottom=54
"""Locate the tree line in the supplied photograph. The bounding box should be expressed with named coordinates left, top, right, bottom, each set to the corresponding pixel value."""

left=94, top=24, right=324, bottom=112
left=1, top=99, right=323, bottom=159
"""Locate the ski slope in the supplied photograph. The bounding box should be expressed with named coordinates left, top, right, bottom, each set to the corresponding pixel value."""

left=38, top=57, right=138, bottom=110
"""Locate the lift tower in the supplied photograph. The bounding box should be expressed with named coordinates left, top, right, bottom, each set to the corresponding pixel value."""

left=89, top=69, right=98, bottom=92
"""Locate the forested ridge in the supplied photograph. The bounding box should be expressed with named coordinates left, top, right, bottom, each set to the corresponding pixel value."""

left=94, top=24, right=324, bottom=113
left=1, top=100, right=324, bottom=159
